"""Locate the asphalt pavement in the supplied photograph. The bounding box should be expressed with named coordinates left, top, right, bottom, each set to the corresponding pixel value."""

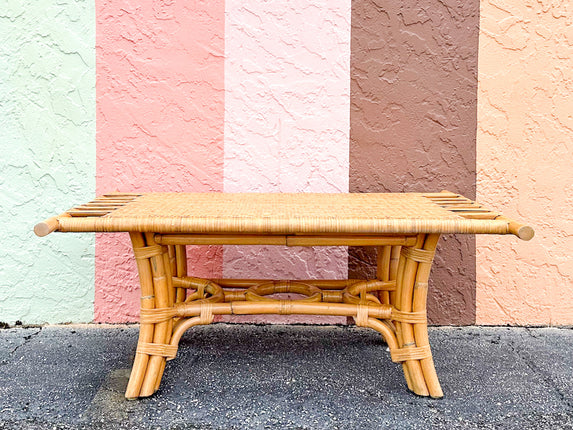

left=0, top=324, right=572, bottom=429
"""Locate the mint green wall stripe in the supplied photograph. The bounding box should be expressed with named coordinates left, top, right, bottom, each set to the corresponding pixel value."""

left=0, top=1, right=95, bottom=324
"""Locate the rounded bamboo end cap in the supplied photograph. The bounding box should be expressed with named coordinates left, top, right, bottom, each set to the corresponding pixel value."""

left=517, top=225, right=535, bottom=241
left=34, top=222, right=51, bottom=237
left=34, top=217, right=59, bottom=237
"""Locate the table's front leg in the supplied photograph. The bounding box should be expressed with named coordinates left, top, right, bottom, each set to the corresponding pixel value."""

left=125, top=232, right=175, bottom=399
left=392, top=234, right=443, bottom=398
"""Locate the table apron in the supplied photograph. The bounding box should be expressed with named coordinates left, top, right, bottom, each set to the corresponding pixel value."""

left=154, top=233, right=418, bottom=247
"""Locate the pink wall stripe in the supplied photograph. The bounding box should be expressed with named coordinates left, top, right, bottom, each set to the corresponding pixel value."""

left=95, top=0, right=225, bottom=322
left=223, top=0, right=351, bottom=323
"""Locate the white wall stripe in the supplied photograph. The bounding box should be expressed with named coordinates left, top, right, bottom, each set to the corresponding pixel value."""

left=223, top=1, right=351, bottom=321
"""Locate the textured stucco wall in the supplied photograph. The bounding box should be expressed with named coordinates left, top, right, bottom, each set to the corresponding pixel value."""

left=349, top=0, right=479, bottom=324
left=0, top=1, right=95, bottom=324
left=223, top=0, right=351, bottom=323
left=476, top=0, right=573, bottom=324
left=95, top=0, right=225, bottom=322
left=5, top=1, right=571, bottom=326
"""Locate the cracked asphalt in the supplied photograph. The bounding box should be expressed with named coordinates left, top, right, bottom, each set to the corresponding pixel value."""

left=0, top=324, right=572, bottom=429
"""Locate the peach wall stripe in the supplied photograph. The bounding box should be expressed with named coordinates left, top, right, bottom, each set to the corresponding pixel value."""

left=95, top=0, right=225, bottom=322
left=223, top=0, right=351, bottom=323
left=476, top=0, right=573, bottom=325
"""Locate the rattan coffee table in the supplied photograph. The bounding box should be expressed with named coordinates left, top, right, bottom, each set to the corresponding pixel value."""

left=35, top=191, right=533, bottom=399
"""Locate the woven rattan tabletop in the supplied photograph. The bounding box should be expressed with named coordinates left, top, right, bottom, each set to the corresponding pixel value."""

left=35, top=191, right=534, bottom=239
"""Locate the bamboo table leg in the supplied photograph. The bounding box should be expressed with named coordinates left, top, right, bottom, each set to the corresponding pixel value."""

left=125, top=232, right=175, bottom=399
left=125, top=237, right=215, bottom=399
left=391, top=233, right=442, bottom=398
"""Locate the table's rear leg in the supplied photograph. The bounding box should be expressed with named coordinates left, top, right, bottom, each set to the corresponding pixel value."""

left=376, top=244, right=414, bottom=389
left=388, top=245, right=401, bottom=307
left=393, top=234, right=443, bottom=398
left=376, top=246, right=392, bottom=305
left=125, top=232, right=174, bottom=399
left=174, top=245, right=187, bottom=304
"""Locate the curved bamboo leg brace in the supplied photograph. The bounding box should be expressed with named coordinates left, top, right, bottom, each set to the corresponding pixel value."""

left=391, top=234, right=443, bottom=398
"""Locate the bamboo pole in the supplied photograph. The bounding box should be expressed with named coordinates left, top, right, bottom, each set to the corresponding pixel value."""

left=155, top=243, right=175, bottom=392
left=502, top=217, right=535, bottom=241
left=286, top=235, right=416, bottom=247
left=139, top=233, right=171, bottom=397
left=34, top=213, right=71, bottom=237
left=393, top=245, right=413, bottom=391
left=169, top=317, right=205, bottom=351
left=412, top=234, right=443, bottom=398
left=366, top=318, right=399, bottom=351
left=125, top=232, right=155, bottom=399
left=420, top=192, right=460, bottom=198
left=156, top=234, right=285, bottom=246
left=155, top=234, right=417, bottom=247
left=397, top=234, right=429, bottom=396
left=164, top=246, right=176, bottom=309
left=377, top=246, right=392, bottom=304
left=174, top=245, right=187, bottom=303
left=388, top=246, right=401, bottom=306
left=174, top=301, right=392, bottom=319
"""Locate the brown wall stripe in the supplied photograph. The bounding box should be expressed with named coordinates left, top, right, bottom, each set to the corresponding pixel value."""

left=349, top=1, right=480, bottom=324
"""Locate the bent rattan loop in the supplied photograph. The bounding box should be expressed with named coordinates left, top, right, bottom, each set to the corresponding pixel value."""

left=245, top=281, right=322, bottom=302
left=179, top=278, right=224, bottom=303
left=173, top=276, right=208, bottom=289
left=137, top=342, right=178, bottom=359
left=400, top=247, right=435, bottom=264
left=343, top=291, right=382, bottom=305
left=365, top=293, right=382, bottom=304
left=347, top=280, right=396, bottom=296
left=343, top=280, right=395, bottom=305
left=390, top=344, right=432, bottom=363
left=133, top=245, right=164, bottom=260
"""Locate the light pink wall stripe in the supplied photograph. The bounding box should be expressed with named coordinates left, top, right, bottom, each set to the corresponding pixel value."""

left=95, top=1, right=225, bottom=322
left=223, top=0, right=351, bottom=323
